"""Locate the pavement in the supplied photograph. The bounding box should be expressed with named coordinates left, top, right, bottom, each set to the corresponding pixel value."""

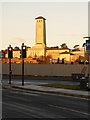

left=2, top=80, right=90, bottom=99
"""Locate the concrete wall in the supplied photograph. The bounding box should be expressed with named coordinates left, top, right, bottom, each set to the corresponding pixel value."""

left=2, top=63, right=89, bottom=77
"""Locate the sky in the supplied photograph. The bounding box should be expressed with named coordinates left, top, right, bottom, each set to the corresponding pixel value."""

left=0, top=1, right=88, bottom=50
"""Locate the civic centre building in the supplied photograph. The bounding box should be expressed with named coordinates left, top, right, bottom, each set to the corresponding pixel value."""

left=4, top=16, right=85, bottom=63
left=27, top=16, right=84, bottom=63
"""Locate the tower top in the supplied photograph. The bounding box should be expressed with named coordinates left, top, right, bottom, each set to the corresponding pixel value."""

left=35, top=16, right=46, bottom=20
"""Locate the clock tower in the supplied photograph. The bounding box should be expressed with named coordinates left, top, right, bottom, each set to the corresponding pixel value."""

left=35, top=16, right=46, bottom=47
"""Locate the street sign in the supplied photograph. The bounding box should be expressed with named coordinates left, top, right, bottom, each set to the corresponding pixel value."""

left=86, top=40, right=90, bottom=50
left=86, top=40, right=90, bottom=55
left=86, top=50, right=90, bottom=55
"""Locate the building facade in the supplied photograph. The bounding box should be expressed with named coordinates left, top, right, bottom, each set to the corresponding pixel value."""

left=27, top=16, right=46, bottom=58
left=3, top=16, right=85, bottom=63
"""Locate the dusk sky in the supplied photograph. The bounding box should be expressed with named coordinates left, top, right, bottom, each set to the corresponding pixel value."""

left=1, top=1, right=88, bottom=50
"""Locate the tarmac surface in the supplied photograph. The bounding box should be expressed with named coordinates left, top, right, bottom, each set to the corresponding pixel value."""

left=2, top=79, right=90, bottom=99
left=2, top=86, right=89, bottom=118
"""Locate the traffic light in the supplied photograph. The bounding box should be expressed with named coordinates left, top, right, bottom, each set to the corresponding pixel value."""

left=8, top=45, right=13, bottom=58
left=21, top=43, right=26, bottom=58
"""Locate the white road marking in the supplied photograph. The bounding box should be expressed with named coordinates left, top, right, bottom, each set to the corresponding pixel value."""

left=10, top=91, right=39, bottom=96
left=22, top=92, right=39, bottom=96
left=2, top=87, right=89, bottom=100
left=52, top=93, right=89, bottom=100
left=34, top=91, right=89, bottom=100
left=48, top=104, right=90, bottom=116
left=5, top=94, right=32, bottom=102
left=2, top=102, right=40, bottom=118
left=3, top=102, right=65, bottom=118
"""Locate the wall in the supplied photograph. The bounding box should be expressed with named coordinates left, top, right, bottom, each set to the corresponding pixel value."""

left=2, top=63, right=89, bottom=77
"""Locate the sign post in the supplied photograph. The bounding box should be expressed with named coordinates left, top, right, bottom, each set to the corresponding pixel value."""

left=86, top=40, right=90, bottom=89
left=83, top=37, right=90, bottom=90
left=89, top=56, right=90, bottom=89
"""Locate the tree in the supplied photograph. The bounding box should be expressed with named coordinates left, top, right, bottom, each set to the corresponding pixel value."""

left=45, top=55, right=52, bottom=64
left=14, top=46, right=20, bottom=50
left=73, top=45, right=80, bottom=51
left=73, top=45, right=79, bottom=48
left=82, top=43, right=86, bottom=61
left=37, top=56, right=45, bottom=63
left=34, top=54, right=37, bottom=59
left=60, top=43, right=68, bottom=49
left=82, top=43, right=86, bottom=48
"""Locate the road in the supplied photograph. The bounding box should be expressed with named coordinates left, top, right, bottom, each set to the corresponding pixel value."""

left=2, top=79, right=80, bottom=86
left=2, top=86, right=89, bottom=119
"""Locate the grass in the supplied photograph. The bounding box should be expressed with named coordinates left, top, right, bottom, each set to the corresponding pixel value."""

left=39, top=84, right=88, bottom=91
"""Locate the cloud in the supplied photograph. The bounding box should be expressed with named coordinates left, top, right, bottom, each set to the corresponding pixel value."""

left=13, top=37, right=26, bottom=43
left=9, top=37, right=27, bottom=47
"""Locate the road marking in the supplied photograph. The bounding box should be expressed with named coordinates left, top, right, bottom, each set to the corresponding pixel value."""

left=5, top=94, right=32, bottom=102
left=3, top=102, right=65, bottom=118
left=35, top=92, right=89, bottom=100
left=22, top=92, right=39, bottom=96
left=48, top=104, right=90, bottom=116
left=2, top=86, right=89, bottom=100
left=2, top=102, right=40, bottom=118
left=10, top=91, right=39, bottom=96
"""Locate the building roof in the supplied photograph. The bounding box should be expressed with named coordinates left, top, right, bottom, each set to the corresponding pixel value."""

left=72, top=49, right=80, bottom=51
left=60, top=51, right=75, bottom=55
left=46, top=47, right=69, bottom=50
left=35, top=16, right=46, bottom=20
left=13, top=49, right=21, bottom=51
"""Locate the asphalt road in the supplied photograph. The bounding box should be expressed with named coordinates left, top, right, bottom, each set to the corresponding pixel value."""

left=2, top=79, right=80, bottom=86
left=2, top=86, right=89, bottom=119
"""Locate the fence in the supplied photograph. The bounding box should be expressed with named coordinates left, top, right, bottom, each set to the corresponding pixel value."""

left=2, top=63, right=88, bottom=77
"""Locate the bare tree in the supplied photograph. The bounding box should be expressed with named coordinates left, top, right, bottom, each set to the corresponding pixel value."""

left=73, top=45, right=79, bottom=48
left=14, top=46, right=20, bottom=50
left=60, top=43, right=68, bottom=49
left=73, top=45, right=80, bottom=51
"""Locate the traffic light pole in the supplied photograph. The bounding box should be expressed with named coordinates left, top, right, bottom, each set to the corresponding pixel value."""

left=8, top=45, right=13, bottom=84
left=21, top=43, right=26, bottom=86
left=9, top=58, right=11, bottom=84
left=22, top=58, right=24, bottom=86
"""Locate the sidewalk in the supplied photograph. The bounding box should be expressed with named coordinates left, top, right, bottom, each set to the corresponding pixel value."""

left=9, top=83, right=90, bottom=99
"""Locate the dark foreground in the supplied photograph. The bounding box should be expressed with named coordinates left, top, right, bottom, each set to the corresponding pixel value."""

left=2, top=86, right=89, bottom=119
